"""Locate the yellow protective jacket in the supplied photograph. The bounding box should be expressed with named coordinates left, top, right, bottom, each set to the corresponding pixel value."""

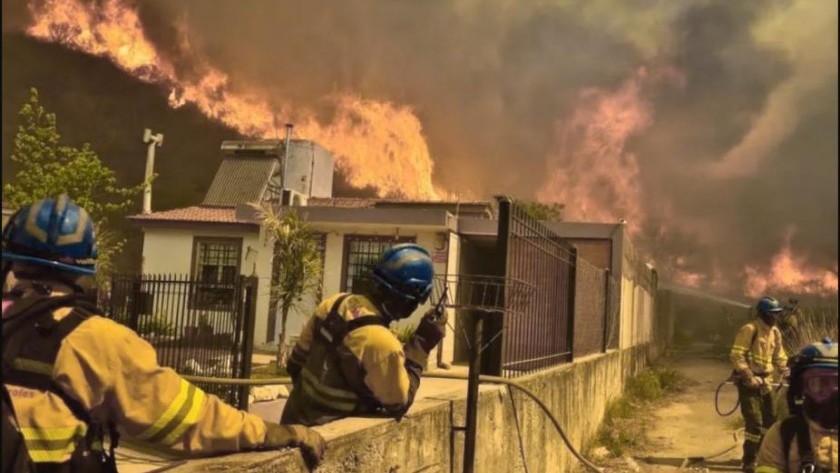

left=4, top=303, right=267, bottom=465
left=756, top=418, right=838, bottom=473
left=730, top=319, right=788, bottom=379
left=281, top=293, right=429, bottom=426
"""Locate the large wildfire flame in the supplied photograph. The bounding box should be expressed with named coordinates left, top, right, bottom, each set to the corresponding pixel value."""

left=743, top=231, right=839, bottom=299
left=536, top=67, right=657, bottom=236
left=26, top=0, right=438, bottom=199
left=21, top=0, right=838, bottom=300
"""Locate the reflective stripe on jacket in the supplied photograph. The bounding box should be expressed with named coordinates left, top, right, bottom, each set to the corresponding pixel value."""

left=283, top=293, right=429, bottom=426
left=5, top=305, right=267, bottom=464
left=730, top=320, right=788, bottom=377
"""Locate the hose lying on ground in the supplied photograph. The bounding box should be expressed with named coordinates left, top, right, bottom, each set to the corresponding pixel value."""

left=182, top=373, right=604, bottom=473
left=677, top=428, right=743, bottom=470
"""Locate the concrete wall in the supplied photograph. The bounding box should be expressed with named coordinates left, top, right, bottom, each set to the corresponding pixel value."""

left=167, top=344, right=653, bottom=473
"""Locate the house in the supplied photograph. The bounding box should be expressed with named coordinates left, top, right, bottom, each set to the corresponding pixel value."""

left=128, top=140, right=491, bottom=366
left=129, top=139, right=658, bottom=369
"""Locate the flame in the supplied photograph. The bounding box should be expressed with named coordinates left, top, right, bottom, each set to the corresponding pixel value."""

left=26, top=0, right=438, bottom=199
left=536, top=67, right=656, bottom=235
left=744, top=245, right=839, bottom=298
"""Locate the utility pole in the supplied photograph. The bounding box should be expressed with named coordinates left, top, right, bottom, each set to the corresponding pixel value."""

left=142, top=128, right=164, bottom=214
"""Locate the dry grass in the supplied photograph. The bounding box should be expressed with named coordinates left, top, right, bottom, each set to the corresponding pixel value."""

left=590, top=366, right=688, bottom=458
left=782, top=303, right=838, bottom=355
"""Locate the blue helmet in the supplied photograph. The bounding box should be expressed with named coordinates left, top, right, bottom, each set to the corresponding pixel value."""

left=791, top=338, right=838, bottom=376
left=756, top=296, right=784, bottom=314
left=1, top=195, right=98, bottom=276
left=787, top=338, right=838, bottom=416
left=371, top=243, right=434, bottom=304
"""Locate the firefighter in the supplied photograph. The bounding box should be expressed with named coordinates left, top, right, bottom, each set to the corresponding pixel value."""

left=756, top=338, right=838, bottom=473
left=2, top=195, right=326, bottom=472
left=280, top=243, right=445, bottom=427
left=731, top=296, right=791, bottom=473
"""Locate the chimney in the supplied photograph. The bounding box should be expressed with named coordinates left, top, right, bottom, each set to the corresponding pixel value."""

left=142, top=128, right=164, bottom=214
left=282, top=123, right=294, bottom=190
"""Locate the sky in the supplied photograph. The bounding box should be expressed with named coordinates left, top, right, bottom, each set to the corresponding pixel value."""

left=2, top=0, right=837, bottom=299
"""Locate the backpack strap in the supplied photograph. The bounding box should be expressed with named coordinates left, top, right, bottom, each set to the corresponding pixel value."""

left=781, top=416, right=798, bottom=467
left=315, top=294, right=386, bottom=347
left=794, top=415, right=815, bottom=473
left=2, top=296, right=119, bottom=458
left=313, top=294, right=388, bottom=410
left=781, top=415, right=816, bottom=473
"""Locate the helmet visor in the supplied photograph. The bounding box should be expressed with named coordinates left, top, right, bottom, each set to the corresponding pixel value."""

left=802, top=368, right=839, bottom=403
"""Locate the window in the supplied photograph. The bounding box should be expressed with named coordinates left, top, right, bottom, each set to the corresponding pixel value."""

left=191, top=237, right=242, bottom=310
left=341, top=235, right=414, bottom=293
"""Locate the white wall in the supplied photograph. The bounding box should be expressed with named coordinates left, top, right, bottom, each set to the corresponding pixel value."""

left=278, top=226, right=454, bottom=364
left=141, top=226, right=272, bottom=346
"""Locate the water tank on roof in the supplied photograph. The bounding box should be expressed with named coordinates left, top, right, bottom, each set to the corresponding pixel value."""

left=283, top=140, right=334, bottom=198
left=219, top=139, right=334, bottom=198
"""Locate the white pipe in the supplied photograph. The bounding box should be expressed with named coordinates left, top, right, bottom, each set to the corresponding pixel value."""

left=142, top=129, right=163, bottom=214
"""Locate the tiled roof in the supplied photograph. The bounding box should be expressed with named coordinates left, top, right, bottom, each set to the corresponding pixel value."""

left=202, top=156, right=278, bottom=206
left=128, top=206, right=256, bottom=225
left=307, top=197, right=379, bottom=208
left=307, top=197, right=493, bottom=208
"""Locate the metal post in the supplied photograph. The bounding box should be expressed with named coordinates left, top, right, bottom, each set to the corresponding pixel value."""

left=463, top=311, right=484, bottom=473
left=603, top=269, right=611, bottom=352
left=567, top=246, right=578, bottom=360
left=238, top=276, right=258, bottom=411
left=142, top=128, right=164, bottom=214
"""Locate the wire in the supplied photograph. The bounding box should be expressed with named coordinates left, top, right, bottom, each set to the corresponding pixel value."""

left=506, top=385, right=531, bottom=473
left=180, top=372, right=604, bottom=472
left=428, top=372, right=604, bottom=473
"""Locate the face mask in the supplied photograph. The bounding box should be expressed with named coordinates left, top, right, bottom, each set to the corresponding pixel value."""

left=380, top=297, right=420, bottom=323
left=804, top=392, right=839, bottom=430
left=759, top=312, right=778, bottom=327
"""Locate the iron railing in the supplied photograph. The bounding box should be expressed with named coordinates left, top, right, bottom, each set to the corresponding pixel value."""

left=106, top=273, right=258, bottom=409
left=488, top=197, right=578, bottom=377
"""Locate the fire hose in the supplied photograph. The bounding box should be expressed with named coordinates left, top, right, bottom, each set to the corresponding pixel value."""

left=182, top=372, right=604, bottom=473
left=714, top=379, right=788, bottom=417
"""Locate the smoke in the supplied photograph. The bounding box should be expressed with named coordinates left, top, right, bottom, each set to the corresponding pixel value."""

left=3, top=0, right=837, bottom=298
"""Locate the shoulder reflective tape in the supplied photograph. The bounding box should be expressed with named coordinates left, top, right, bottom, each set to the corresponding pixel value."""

left=20, top=425, right=86, bottom=463
left=136, top=379, right=206, bottom=445
left=755, top=466, right=784, bottom=473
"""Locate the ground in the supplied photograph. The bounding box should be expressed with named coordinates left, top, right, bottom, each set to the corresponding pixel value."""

left=599, top=351, right=747, bottom=473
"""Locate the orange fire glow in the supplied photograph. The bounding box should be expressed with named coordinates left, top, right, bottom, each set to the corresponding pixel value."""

left=536, top=67, right=655, bottom=236
left=26, top=0, right=439, bottom=199
left=744, top=243, right=839, bottom=298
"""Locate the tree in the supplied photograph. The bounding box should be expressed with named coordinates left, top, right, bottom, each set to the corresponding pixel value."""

left=252, top=203, right=324, bottom=370
left=519, top=201, right=565, bottom=221
left=3, top=88, right=147, bottom=288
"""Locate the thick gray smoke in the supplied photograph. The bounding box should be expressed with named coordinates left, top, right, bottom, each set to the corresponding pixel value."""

left=5, top=0, right=838, bottom=298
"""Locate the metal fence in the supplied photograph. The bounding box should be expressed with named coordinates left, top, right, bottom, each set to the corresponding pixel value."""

left=106, top=273, right=258, bottom=409
left=487, top=197, right=577, bottom=377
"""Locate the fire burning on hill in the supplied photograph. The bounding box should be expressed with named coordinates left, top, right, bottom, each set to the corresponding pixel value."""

left=9, top=0, right=838, bottom=300
left=25, top=0, right=438, bottom=199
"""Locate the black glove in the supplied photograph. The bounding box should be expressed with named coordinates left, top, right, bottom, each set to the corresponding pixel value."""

left=413, top=307, right=448, bottom=353
left=263, top=423, right=326, bottom=469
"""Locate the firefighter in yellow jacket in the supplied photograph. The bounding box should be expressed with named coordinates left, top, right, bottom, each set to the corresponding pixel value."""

left=1, top=195, right=325, bottom=472
left=756, top=339, right=838, bottom=473
left=280, top=243, right=445, bottom=427
left=731, top=296, right=791, bottom=473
